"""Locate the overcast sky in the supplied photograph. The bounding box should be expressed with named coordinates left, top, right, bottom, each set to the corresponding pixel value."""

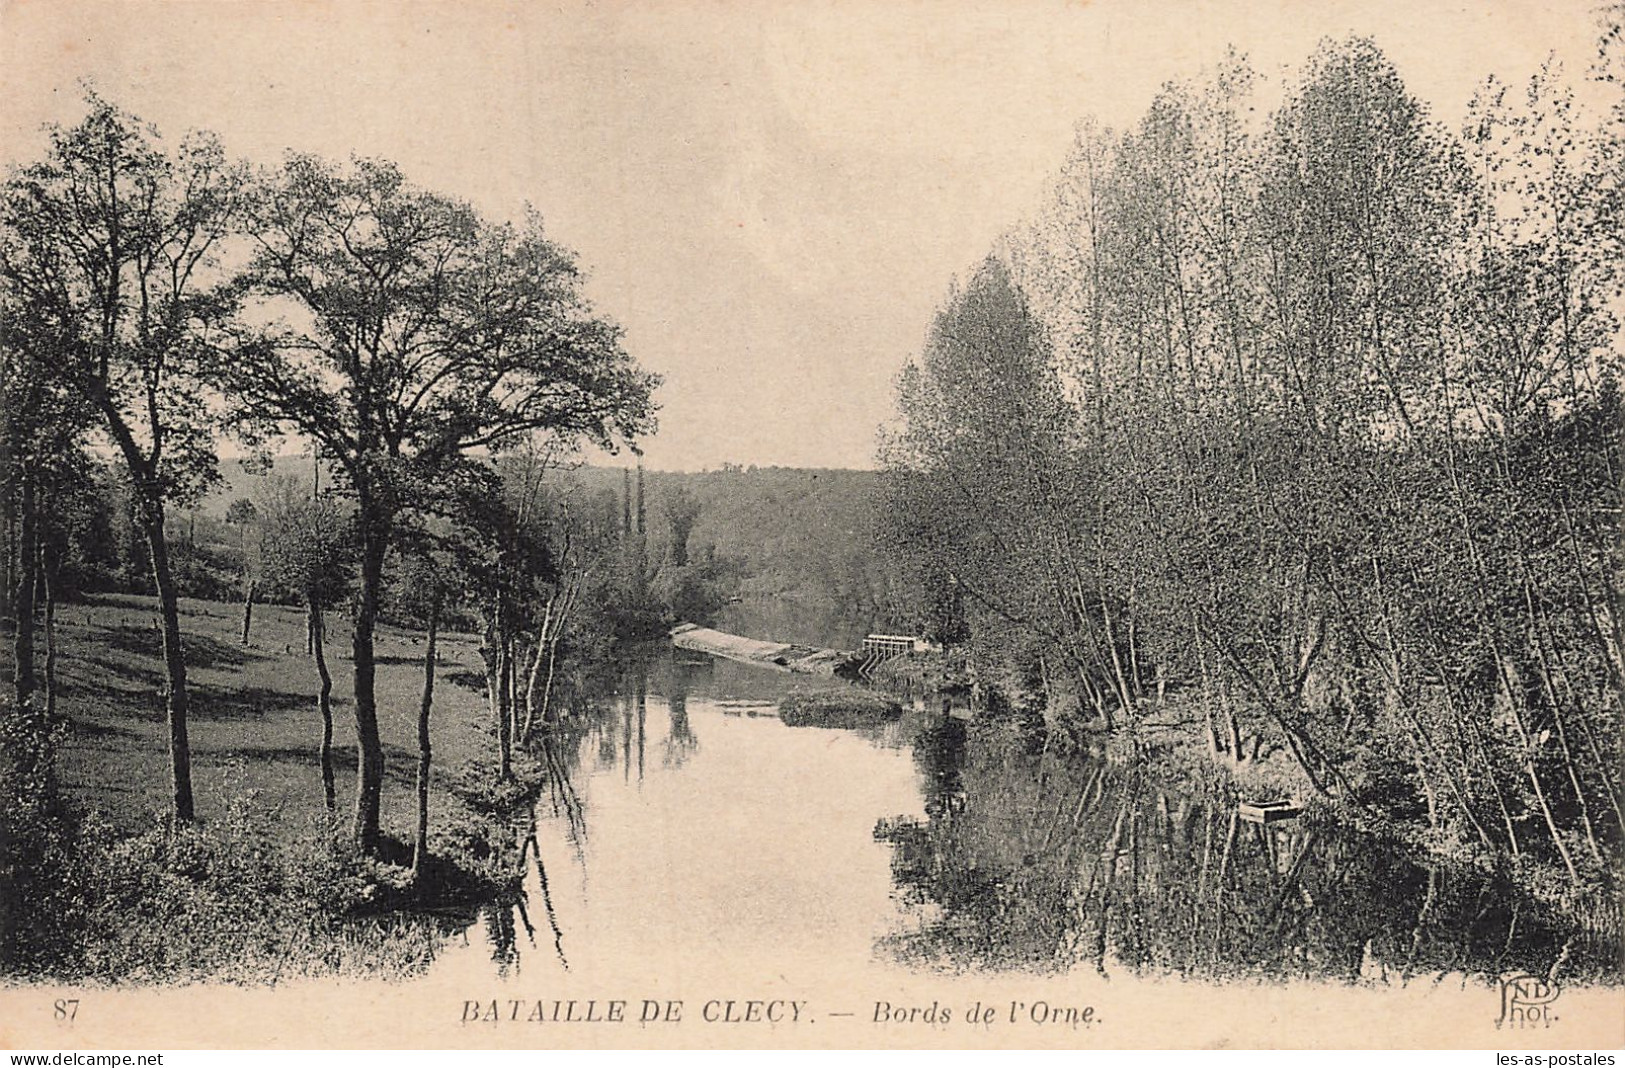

left=0, top=0, right=1608, bottom=469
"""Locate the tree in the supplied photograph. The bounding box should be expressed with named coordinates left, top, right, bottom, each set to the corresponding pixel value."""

left=662, top=485, right=702, bottom=568
left=224, top=496, right=260, bottom=645
left=884, top=257, right=1104, bottom=726
left=0, top=340, right=96, bottom=712
left=450, top=460, right=553, bottom=781
left=226, top=155, right=656, bottom=851
left=0, top=94, right=247, bottom=823
left=388, top=524, right=462, bottom=888
left=1, top=313, right=55, bottom=704
left=257, top=473, right=351, bottom=813
left=494, top=443, right=589, bottom=740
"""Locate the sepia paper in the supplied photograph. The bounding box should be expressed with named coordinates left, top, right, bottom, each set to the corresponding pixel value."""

left=1, top=0, right=1622, bottom=1052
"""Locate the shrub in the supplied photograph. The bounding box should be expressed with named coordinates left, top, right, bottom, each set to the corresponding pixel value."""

left=779, top=688, right=902, bottom=728
left=1, top=743, right=447, bottom=986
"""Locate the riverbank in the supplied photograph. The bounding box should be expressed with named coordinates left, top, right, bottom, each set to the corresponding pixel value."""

left=937, top=657, right=1623, bottom=944
left=0, top=592, right=554, bottom=983
left=6, top=601, right=1616, bottom=987
left=676, top=628, right=1616, bottom=939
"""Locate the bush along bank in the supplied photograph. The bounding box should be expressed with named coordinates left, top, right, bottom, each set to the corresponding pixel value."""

left=0, top=696, right=445, bottom=985
left=953, top=653, right=1622, bottom=945
left=0, top=688, right=568, bottom=986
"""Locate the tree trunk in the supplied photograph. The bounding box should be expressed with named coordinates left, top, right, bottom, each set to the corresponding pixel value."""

left=42, top=546, right=56, bottom=720
left=497, top=631, right=512, bottom=779
left=413, top=598, right=439, bottom=887
left=1195, top=635, right=1219, bottom=755
left=1521, top=569, right=1617, bottom=849
left=351, top=509, right=388, bottom=852
left=522, top=599, right=553, bottom=740
left=636, top=461, right=645, bottom=536
left=1439, top=669, right=1521, bottom=857
left=540, top=582, right=578, bottom=728
left=1495, top=653, right=1579, bottom=886
left=309, top=599, right=335, bottom=814
left=506, top=632, right=521, bottom=746
left=485, top=606, right=513, bottom=780
left=142, top=503, right=195, bottom=824
left=240, top=579, right=256, bottom=646
left=540, top=632, right=563, bottom=728
left=12, top=472, right=36, bottom=706
left=3, top=497, right=15, bottom=635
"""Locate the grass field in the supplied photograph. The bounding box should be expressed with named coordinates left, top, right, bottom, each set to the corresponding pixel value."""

left=10, top=592, right=502, bottom=842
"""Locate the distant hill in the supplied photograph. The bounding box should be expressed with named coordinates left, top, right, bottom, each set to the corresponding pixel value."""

left=555, top=463, right=890, bottom=611
left=199, top=452, right=333, bottom=519
left=196, top=454, right=902, bottom=625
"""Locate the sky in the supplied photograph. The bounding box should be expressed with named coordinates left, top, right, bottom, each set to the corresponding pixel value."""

left=0, top=0, right=1610, bottom=470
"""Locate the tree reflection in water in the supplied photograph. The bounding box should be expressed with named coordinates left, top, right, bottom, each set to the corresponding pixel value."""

left=477, top=693, right=600, bottom=973
left=663, top=658, right=702, bottom=768
left=469, top=652, right=1615, bottom=986
left=478, top=657, right=707, bottom=973
left=876, top=719, right=1621, bottom=984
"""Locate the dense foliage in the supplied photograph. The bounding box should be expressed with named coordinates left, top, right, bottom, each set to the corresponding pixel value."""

left=0, top=94, right=657, bottom=848
left=881, top=38, right=1623, bottom=897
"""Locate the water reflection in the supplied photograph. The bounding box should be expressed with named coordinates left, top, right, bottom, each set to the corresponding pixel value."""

left=716, top=600, right=871, bottom=652
left=479, top=897, right=521, bottom=976
left=456, top=650, right=917, bottom=979
left=663, top=658, right=701, bottom=768
left=877, top=718, right=1620, bottom=984
left=454, top=650, right=1618, bottom=988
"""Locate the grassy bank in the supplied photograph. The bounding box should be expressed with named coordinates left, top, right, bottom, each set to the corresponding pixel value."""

left=22, top=594, right=494, bottom=834
left=1, top=592, right=545, bottom=984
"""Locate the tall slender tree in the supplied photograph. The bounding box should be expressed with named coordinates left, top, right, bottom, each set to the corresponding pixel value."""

left=1, top=95, right=247, bottom=823
left=257, top=474, right=351, bottom=814
left=887, top=34, right=1622, bottom=876
left=226, top=155, right=656, bottom=850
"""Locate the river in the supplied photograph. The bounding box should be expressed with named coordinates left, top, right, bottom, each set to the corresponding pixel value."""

left=423, top=635, right=1619, bottom=1002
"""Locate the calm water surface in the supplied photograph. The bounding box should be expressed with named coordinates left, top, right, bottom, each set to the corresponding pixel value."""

left=434, top=644, right=1620, bottom=988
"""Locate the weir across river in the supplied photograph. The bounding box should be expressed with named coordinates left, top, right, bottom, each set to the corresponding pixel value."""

left=669, top=622, right=929, bottom=680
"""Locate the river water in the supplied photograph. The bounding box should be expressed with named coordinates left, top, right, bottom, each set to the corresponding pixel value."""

left=425, top=638, right=1619, bottom=999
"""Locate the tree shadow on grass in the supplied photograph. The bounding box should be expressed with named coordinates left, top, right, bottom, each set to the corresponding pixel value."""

left=104, top=625, right=260, bottom=671
left=202, top=743, right=335, bottom=767
left=446, top=670, right=486, bottom=692
left=69, top=719, right=146, bottom=741
left=62, top=654, right=165, bottom=692
left=191, top=683, right=316, bottom=721
left=380, top=741, right=436, bottom=788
